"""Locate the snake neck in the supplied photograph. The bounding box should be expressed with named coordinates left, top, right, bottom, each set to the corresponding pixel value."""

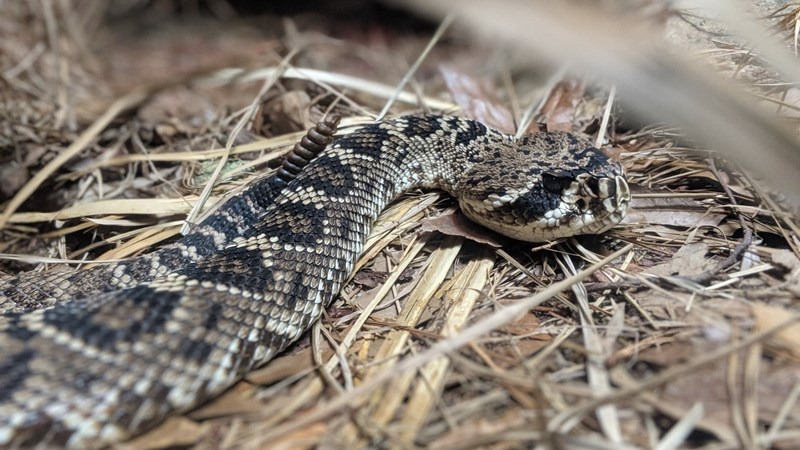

left=313, top=115, right=512, bottom=214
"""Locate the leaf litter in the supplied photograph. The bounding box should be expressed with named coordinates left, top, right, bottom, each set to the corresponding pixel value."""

left=0, top=2, right=799, bottom=449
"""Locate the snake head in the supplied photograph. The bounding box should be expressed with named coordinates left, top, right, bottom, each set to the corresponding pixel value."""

left=456, top=135, right=630, bottom=242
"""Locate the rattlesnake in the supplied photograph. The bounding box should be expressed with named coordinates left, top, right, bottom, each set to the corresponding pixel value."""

left=0, top=114, right=630, bottom=448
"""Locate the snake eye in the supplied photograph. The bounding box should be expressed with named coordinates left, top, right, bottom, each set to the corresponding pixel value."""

left=542, top=172, right=570, bottom=194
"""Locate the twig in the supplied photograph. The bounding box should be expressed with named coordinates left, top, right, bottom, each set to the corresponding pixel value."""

left=693, top=157, right=754, bottom=283
left=595, top=85, right=616, bottom=148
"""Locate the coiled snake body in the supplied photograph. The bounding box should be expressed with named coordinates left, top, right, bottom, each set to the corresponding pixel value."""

left=0, top=115, right=630, bottom=448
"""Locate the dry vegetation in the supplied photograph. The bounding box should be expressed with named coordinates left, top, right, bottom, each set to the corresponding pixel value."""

left=1, top=1, right=799, bottom=449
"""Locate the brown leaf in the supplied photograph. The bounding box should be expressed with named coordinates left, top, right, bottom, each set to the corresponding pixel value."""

left=645, top=242, right=713, bottom=277
left=427, top=408, right=527, bottom=449
left=439, top=65, right=515, bottom=133
left=764, top=249, right=800, bottom=296
left=623, top=195, right=726, bottom=228
left=757, top=364, right=800, bottom=423
left=487, top=337, right=551, bottom=370
left=0, top=164, right=29, bottom=198
left=352, top=268, right=388, bottom=289
left=661, top=357, right=800, bottom=428
left=501, top=312, right=542, bottom=335
left=258, top=90, right=313, bottom=136
left=768, top=248, right=800, bottom=272
left=636, top=341, right=695, bottom=366
left=538, top=78, right=586, bottom=133
left=420, top=212, right=504, bottom=247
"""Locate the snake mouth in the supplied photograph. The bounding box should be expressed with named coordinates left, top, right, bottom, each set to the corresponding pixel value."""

left=557, top=172, right=629, bottom=237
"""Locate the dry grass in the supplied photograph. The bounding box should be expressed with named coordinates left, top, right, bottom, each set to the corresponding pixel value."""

left=1, top=1, right=799, bottom=449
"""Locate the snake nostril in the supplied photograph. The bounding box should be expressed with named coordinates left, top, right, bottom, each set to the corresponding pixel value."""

left=576, top=198, right=587, bottom=210
left=615, top=176, right=631, bottom=203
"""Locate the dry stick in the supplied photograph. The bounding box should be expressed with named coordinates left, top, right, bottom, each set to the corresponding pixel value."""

left=253, top=243, right=635, bottom=445
left=374, top=13, right=454, bottom=121
left=595, top=85, right=616, bottom=148
left=707, top=158, right=750, bottom=233
left=688, top=158, right=753, bottom=284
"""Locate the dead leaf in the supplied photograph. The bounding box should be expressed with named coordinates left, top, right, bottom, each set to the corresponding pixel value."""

left=645, top=242, right=712, bottom=277
left=257, top=90, right=312, bottom=135
left=501, top=312, right=541, bottom=335
left=661, top=357, right=800, bottom=428
left=420, top=212, right=504, bottom=247
left=538, top=78, right=586, bottom=133
left=439, top=65, right=515, bottom=133
left=659, top=362, right=727, bottom=426
left=0, top=164, right=29, bottom=199
left=636, top=341, right=695, bottom=366
left=622, top=195, right=726, bottom=228
left=488, top=313, right=552, bottom=367
left=427, top=408, right=527, bottom=449
left=352, top=268, right=388, bottom=289
left=765, top=249, right=800, bottom=296
left=768, top=249, right=800, bottom=272
left=752, top=302, right=800, bottom=359
left=611, top=366, right=736, bottom=445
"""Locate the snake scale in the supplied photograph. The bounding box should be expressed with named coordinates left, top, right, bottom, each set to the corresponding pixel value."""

left=0, top=114, right=630, bottom=448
